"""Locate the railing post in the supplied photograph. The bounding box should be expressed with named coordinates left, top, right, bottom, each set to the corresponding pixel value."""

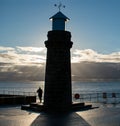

left=112, top=93, right=116, bottom=103
left=90, top=94, right=91, bottom=102
left=97, top=93, right=99, bottom=102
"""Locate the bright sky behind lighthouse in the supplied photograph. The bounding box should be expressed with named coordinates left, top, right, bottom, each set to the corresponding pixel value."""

left=0, top=0, right=120, bottom=64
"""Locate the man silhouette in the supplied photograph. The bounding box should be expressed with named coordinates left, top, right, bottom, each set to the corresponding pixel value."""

left=37, top=87, right=43, bottom=103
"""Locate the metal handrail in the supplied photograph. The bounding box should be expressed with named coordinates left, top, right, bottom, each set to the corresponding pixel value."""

left=0, top=89, right=120, bottom=104
left=73, top=92, right=120, bottom=103
left=0, top=89, right=36, bottom=96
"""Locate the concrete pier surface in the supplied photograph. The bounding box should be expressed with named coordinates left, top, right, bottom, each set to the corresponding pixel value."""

left=0, top=103, right=120, bottom=126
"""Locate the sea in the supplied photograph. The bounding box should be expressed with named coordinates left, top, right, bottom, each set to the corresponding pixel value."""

left=0, top=81, right=120, bottom=103
left=0, top=81, right=120, bottom=93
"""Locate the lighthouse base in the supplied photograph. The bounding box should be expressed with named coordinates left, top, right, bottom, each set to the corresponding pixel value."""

left=21, top=102, right=92, bottom=113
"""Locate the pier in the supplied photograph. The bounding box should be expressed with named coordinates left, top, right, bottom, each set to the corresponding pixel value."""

left=0, top=90, right=36, bottom=105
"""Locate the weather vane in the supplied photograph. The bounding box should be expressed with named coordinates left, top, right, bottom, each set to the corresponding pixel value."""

left=54, top=2, right=65, bottom=12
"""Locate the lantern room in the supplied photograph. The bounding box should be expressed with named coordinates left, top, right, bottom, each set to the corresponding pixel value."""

left=49, top=11, right=70, bottom=31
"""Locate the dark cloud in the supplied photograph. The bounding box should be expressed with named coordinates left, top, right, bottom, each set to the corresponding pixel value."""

left=0, top=64, right=45, bottom=81
left=72, top=62, right=120, bottom=81
left=0, top=62, right=119, bottom=81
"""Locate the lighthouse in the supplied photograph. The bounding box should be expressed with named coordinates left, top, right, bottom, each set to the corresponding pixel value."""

left=21, top=5, right=92, bottom=113
left=44, top=10, right=73, bottom=112
left=21, top=6, right=92, bottom=114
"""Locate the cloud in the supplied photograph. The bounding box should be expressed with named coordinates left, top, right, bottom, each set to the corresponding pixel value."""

left=72, top=49, right=120, bottom=63
left=0, top=46, right=15, bottom=52
left=0, top=46, right=46, bottom=65
left=0, top=46, right=120, bottom=65
left=16, top=46, right=46, bottom=53
left=0, top=46, right=120, bottom=81
left=0, top=46, right=45, bottom=80
left=0, top=46, right=120, bottom=66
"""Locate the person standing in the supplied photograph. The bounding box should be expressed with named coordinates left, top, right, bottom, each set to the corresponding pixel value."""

left=37, top=87, right=43, bottom=103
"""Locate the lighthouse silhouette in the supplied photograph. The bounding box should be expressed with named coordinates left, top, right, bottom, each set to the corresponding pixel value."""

left=44, top=11, right=73, bottom=113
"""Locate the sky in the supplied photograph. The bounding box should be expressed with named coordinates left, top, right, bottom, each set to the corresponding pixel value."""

left=0, top=0, right=120, bottom=66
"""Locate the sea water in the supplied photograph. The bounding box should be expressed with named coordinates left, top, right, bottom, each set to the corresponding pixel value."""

left=0, top=81, right=119, bottom=93
left=72, top=81, right=120, bottom=93
left=0, top=81, right=120, bottom=103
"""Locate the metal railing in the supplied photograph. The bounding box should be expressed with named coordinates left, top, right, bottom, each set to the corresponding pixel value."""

left=73, top=92, right=120, bottom=104
left=1, top=89, right=120, bottom=104
left=0, top=89, right=36, bottom=96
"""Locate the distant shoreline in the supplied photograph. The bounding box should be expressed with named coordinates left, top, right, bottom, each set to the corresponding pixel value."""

left=0, top=79, right=120, bottom=83
left=72, top=79, right=120, bottom=82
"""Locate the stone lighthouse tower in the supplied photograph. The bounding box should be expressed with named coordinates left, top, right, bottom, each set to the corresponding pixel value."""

left=44, top=10, right=73, bottom=112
